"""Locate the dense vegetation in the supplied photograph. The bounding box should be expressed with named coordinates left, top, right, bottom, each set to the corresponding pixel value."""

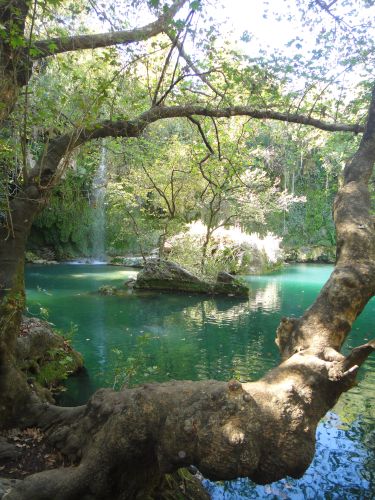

left=28, top=119, right=365, bottom=264
left=0, top=0, right=371, bottom=267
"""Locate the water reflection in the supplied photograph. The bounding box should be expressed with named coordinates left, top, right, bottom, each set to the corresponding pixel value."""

left=182, top=298, right=250, bottom=326
left=248, top=281, right=281, bottom=312
left=25, top=264, right=374, bottom=498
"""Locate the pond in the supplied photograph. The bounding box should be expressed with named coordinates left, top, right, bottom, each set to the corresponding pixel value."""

left=25, top=263, right=375, bottom=499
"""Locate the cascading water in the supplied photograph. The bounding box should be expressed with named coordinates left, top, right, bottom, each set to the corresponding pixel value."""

left=91, top=144, right=107, bottom=263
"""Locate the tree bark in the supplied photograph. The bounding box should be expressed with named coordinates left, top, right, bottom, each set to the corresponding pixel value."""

left=32, top=0, right=188, bottom=58
left=276, top=87, right=375, bottom=360
left=0, top=0, right=30, bottom=123
left=0, top=183, right=42, bottom=424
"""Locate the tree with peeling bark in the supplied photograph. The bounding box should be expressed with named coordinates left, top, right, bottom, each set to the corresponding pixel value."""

left=0, top=0, right=374, bottom=498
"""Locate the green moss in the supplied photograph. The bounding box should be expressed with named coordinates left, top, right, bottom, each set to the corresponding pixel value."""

left=30, top=165, right=96, bottom=258
left=156, top=469, right=210, bottom=500
left=25, top=251, right=39, bottom=263
left=35, top=346, right=83, bottom=389
left=17, top=318, right=84, bottom=392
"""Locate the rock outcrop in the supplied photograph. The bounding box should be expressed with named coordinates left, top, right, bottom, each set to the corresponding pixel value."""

left=134, top=260, right=249, bottom=297
left=16, top=317, right=83, bottom=399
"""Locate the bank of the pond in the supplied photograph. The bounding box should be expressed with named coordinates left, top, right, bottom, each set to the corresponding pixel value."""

left=25, top=264, right=375, bottom=499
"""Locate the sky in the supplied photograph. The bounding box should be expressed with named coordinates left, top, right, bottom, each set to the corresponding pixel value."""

left=206, top=0, right=375, bottom=92
left=214, top=0, right=300, bottom=50
left=73, top=0, right=375, bottom=95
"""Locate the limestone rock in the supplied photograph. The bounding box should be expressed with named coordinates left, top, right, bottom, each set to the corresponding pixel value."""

left=134, top=260, right=249, bottom=297
left=25, top=249, right=59, bottom=264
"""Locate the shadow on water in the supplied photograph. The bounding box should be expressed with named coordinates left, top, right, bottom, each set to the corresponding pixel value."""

left=26, top=263, right=375, bottom=499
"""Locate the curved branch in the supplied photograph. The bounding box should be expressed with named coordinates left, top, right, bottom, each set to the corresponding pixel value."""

left=29, top=102, right=366, bottom=190
left=136, top=105, right=365, bottom=133
left=188, top=116, right=214, bottom=153
left=32, top=0, right=188, bottom=59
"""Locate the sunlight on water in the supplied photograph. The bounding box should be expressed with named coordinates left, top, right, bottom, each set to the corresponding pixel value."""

left=25, top=263, right=374, bottom=498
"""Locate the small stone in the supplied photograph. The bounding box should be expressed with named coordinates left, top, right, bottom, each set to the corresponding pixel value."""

left=243, top=393, right=252, bottom=402
left=178, top=450, right=186, bottom=459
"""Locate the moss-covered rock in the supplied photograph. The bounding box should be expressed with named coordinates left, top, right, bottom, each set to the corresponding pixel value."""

left=16, top=317, right=83, bottom=397
left=134, top=260, right=249, bottom=297
left=25, top=250, right=58, bottom=265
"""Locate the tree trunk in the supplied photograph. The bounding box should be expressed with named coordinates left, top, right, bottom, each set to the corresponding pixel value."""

left=0, top=0, right=30, bottom=125
left=0, top=185, right=42, bottom=425
left=158, top=226, right=168, bottom=260
left=200, top=225, right=213, bottom=274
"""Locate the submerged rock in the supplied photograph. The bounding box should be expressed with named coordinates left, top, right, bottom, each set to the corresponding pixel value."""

left=134, top=260, right=249, bottom=297
left=98, top=285, right=118, bottom=295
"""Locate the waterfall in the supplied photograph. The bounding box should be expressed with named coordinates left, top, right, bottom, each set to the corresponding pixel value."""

left=91, top=144, right=107, bottom=262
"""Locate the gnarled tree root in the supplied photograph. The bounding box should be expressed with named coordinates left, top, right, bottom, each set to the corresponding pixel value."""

left=6, top=342, right=374, bottom=500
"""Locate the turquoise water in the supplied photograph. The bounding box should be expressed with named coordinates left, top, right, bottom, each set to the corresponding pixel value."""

left=25, top=264, right=375, bottom=499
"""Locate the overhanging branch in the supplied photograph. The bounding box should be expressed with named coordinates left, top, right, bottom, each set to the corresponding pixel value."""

left=137, top=105, right=365, bottom=133
left=64, top=104, right=367, bottom=145
left=32, top=103, right=365, bottom=185
left=31, top=0, right=188, bottom=59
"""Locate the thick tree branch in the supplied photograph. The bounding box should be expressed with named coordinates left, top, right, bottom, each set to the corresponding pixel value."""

left=31, top=0, right=188, bottom=59
left=137, top=105, right=365, bottom=132
left=27, top=103, right=365, bottom=200
left=344, top=85, right=375, bottom=184
left=342, top=339, right=375, bottom=370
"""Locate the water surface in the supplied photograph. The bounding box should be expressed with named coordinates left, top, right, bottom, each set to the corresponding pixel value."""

left=25, top=264, right=374, bottom=498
